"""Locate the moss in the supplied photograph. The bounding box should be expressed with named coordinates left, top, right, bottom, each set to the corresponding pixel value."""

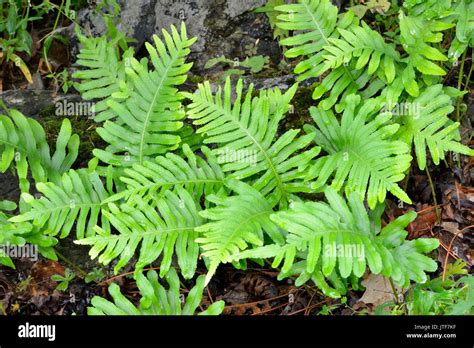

left=39, top=105, right=105, bottom=168
left=279, top=84, right=315, bottom=133
left=187, top=73, right=205, bottom=86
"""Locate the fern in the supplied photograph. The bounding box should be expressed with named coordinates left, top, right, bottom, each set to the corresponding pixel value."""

left=275, top=0, right=358, bottom=80
left=72, top=27, right=133, bottom=122
left=447, top=0, right=474, bottom=61
left=91, top=23, right=197, bottom=167
left=232, top=187, right=439, bottom=298
left=322, top=22, right=401, bottom=85
left=399, top=12, right=450, bottom=77
left=10, top=169, right=113, bottom=239
left=3, top=14, right=471, bottom=313
left=304, top=94, right=412, bottom=209
left=106, top=144, right=225, bottom=204
left=0, top=109, right=79, bottom=192
left=76, top=187, right=203, bottom=278
left=274, top=0, right=463, bottom=110
left=88, top=269, right=224, bottom=315
left=395, top=84, right=474, bottom=169
left=1, top=202, right=57, bottom=267
left=196, top=179, right=283, bottom=284
left=183, top=78, right=321, bottom=204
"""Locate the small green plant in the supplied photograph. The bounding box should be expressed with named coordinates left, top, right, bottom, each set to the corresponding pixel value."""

left=0, top=0, right=55, bottom=83
left=52, top=268, right=76, bottom=292
left=376, top=260, right=474, bottom=315
left=204, top=55, right=270, bottom=81
left=84, top=267, right=106, bottom=284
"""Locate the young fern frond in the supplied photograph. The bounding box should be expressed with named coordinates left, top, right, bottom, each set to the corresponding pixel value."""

left=72, top=28, right=133, bottom=122
left=183, top=78, right=321, bottom=204
left=304, top=94, right=412, bottom=209
left=395, top=85, right=474, bottom=170
left=106, top=144, right=225, bottom=204
left=10, top=169, right=112, bottom=239
left=92, top=23, right=197, bottom=167
left=76, top=187, right=203, bottom=279
left=232, top=187, right=439, bottom=298
left=88, top=269, right=224, bottom=315
left=0, top=109, right=79, bottom=192
left=196, top=179, right=283, bottom=284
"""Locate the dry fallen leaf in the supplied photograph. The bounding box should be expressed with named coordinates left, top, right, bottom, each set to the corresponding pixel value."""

left=358, top=274, right=404, bottom=308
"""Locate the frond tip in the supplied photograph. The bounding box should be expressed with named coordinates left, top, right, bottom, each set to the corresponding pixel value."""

left=88, top=269, right=224, bottom=315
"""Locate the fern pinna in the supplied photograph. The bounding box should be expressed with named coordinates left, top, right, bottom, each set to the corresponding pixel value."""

left=2, top=7, right=472, bottom=314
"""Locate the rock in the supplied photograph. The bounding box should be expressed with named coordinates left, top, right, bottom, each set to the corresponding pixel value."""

left=69, top=0, right=279, bottom=71
left=0, top=170, right=22, bottom=203
left=1, top=90, right=83, bottom=118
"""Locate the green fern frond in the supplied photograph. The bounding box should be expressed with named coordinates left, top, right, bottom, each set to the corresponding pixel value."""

left=275, top=0, right=358, bottom=80
left=196, top=179, right=283, bottom=284
left=0, top=109, right=79, bottom=192
left=305, top=94, right=412, bottom=209
left=72, top=28, right=134, bottom=122
left=76, top=187, right=203, bottom=278
left=275, top=1, right=399, bottom=110
left=448, top=0, right=474, bottom=61
left=106, top=144, right=225, bottom=204
left=88, top=269, right=224, bottom=315
left=400, top=12, right=450, bottom=77
left=232, top=187, right=439, bottom=297
left=311, top=62, right=387, bottom=111
left=1, top=204, right=58, bottom=267
left=395, top=84, right=474, bottom=170
left=10, top=169, right=112, bottom=239
left=92, top=22, right=197, bottom=167
left=183, top=78, right=321, bottom=204
left=323, top=22, right=401, bottom=84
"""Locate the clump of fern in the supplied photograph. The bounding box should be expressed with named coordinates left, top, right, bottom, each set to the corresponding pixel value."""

left=1, top=0, right=473, bottom=315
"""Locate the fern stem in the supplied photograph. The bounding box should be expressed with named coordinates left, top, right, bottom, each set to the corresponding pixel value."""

left=402, top=166, right=411, bottom=192
left=388, top=277, right=399, bottom=304
left=425, top=167, right=440, bottom=224
left=465, top=53, right=473, bottom=92
left=55, top=249, right=88, bottom=278
left=53, top=0, right=65, bottom=32
left=454, top=50, right=468, bottom=168
left=455, top=50, right=467, bottom=122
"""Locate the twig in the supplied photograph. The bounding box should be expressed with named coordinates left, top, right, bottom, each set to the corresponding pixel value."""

left=98, top=266, right=161, bottom=286
left=54, top=249, right=87, bottom=277
left=425, top=167, right=441, bottom=224
left=442, top=224, right=473, bottom=283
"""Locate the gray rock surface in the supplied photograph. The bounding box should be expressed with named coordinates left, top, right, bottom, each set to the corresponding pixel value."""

left=1, top=90, right=82, bottom=118
left=70, top=0, right=279, bottom=71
